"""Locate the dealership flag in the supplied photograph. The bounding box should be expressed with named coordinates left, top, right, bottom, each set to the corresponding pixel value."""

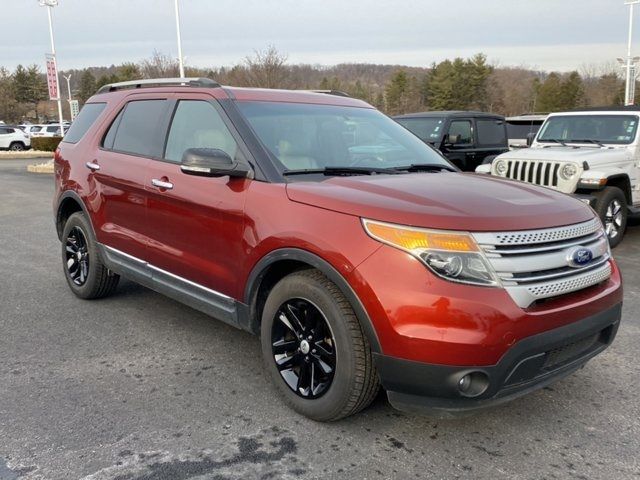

left=45, top=53, right=59, bottom=101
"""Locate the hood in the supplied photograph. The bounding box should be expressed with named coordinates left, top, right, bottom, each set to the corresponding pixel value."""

left=286, top=172, right=595, bottom=232
left=501, top=145, right=631, bottom=166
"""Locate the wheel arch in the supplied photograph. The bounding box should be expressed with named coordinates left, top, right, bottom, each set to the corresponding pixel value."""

left=55, top=191, right=95, bottom=241
left=604, top=174, right=632, bottom=204
left=243, top=248, right=382, bottom=353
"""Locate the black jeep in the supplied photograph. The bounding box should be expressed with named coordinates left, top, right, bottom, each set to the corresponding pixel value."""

left=393, top=111, right=509, bottom=171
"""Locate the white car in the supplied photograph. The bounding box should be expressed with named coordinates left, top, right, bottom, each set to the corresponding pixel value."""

left=20, top=124, right=45, bottom=137
left=0, top=126, right=31, bottom=151
left=477, top=108, right=640, bottom=246
left=31, top=124, right=69, bottom=137
left=505, top=114, right=547, bottom=149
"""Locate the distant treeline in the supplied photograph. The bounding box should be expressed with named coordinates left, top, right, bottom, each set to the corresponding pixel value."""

left=0, top=46, right=628, bottom=123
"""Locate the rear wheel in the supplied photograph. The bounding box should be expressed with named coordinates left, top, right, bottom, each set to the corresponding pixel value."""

left=260, top=269, right=379, bottom=421
left=9, top=142, right=25, bottom=151
left=594, top=186, right=627, bottom=248
left=61, top=212, right=120, bottom=299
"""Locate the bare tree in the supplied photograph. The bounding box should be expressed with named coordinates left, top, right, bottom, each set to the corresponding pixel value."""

left=139, top=50, right=180, bottom=79
left=242, top=46, right=288, bottom=88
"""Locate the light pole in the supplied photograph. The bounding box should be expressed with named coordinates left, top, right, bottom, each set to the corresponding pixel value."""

left=174, top=0, right=185, bottom=77
left=63, top=73, right=74, bottom=120
left=39, top=0, right=65, bottom=127
left=623, top=1, right=640, bottom=105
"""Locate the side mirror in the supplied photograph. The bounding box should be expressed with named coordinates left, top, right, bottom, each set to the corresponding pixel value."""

left=180, top=148, right=251, bottom=178
left=444, top=133, right=460, bottom=145
left=526, top=132, right=536, bottom=147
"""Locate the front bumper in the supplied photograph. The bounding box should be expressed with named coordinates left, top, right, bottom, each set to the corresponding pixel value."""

left=376, top=303, right=621, bottom=417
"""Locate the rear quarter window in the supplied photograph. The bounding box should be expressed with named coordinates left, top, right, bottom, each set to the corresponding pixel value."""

left=476, top=119, right=507, bottom=146
left=63, top=103, right=107, bottom=144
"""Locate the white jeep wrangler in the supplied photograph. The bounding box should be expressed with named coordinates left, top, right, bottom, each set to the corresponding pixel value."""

left=477, top=109, right=640, bottom=246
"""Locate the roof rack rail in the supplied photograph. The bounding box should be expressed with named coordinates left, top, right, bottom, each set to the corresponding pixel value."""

left=96, top=77, right=220, bottom=94
left=306, top=89, right=351, bottom=97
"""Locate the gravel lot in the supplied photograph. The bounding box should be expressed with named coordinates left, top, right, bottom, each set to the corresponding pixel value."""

left=1, top=158, right=639, bottom=480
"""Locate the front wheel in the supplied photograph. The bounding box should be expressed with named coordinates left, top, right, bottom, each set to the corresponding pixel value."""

left=594, top=186, right=627, bottom=248
left=9, top=142, right=25, bottom=151
left=260, top=270, right=379, bottom=421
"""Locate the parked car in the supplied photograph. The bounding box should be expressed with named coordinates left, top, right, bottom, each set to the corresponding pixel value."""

left=20, top=124, right=45, bottom=137
left=54, top=79, right=622, bottom=421
left=0, top=125, right=31, bottom=151
left=477, top=107, right=640, bottom=247
left=32, top=124, right=68, bottom=137
left=505, top=114, right=547, bottom=149
left=393, top=111, right=509, bottom=171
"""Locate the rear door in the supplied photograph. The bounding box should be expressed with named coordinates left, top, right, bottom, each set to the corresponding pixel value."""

left=474, top=117, right=509, bottom=165
left=89, top=94, right=172, bottom=261
left=0, top=127, right=11, bottom=148
left=144, top=93, right=252, bottom=299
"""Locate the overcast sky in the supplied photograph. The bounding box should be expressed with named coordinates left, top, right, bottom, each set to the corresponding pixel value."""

left=2, top=0, right=637, bottom=73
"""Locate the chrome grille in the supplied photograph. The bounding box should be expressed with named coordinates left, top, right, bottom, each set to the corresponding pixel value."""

left=473, top=219, right=612, bottom=308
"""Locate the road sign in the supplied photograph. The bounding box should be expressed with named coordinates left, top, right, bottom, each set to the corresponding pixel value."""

left=70, top=100, right=80, bottom=121
left=45, top=53, right=59, bottom=100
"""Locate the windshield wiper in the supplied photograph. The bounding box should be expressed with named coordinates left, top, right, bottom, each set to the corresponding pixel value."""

left=542, top=139, right=569, bottom=146
left=282, top=166, right=402, bottom=177
left=567, top=139, right=606, bottom=147
left=393, top=163, right=457, bottom=173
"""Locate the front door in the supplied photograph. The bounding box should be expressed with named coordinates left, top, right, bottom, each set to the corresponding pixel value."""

left=441, top=119, right=476, bottom=171
left=144, top=95, right=251, bottom=299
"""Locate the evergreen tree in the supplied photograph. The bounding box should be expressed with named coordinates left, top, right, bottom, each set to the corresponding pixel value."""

left=385, top=70, right=409, bottom=115
left=77, top=70, right=97, bottom=104
left=535, top=73, right=564, bottom=112
left=560, top=71, right=585, bottom=109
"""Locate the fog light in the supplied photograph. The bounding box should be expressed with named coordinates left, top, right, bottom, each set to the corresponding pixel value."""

left=456, top=371, right=490, bottom=397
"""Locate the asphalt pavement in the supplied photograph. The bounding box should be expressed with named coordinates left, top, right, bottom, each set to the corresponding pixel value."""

left=1, top=158, right=639, bottom=480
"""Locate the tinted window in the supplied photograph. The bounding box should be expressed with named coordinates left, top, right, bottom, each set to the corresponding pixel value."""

left=396, top=117, right=445, bottom=142
left=237, top=102, right=450, bottom=172
left=102, top=109, right=124, bottom=150
left=46, top=126, right=59, bottom=133
left=0, top=128, right=8, bottom=134
left=506, top=121, right=542, bottom=139
left=448, top=120, right=473, bottom=144
left=476, top=119, right=507, bottom=146
left=63, top=103, right=106, bottom=144
left=109, top=100, right=167, bottom=156
left=165, top=101, right=238, bottom=163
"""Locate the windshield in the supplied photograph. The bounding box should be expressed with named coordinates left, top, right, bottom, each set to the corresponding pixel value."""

left=394, top=116, right=445, bottom=143
left=236, top=102, right=451, bottom=174
left=537, top=115, right=639, bottom=145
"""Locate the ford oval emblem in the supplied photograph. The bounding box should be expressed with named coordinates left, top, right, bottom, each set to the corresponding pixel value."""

left=567, top=247, right=593, bottom=268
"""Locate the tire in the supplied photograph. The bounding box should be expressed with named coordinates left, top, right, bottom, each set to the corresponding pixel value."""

left=593, top=186, right=628, bottom=248
left=61, top=212, right=120, bottom=299
left=9, top=142, right=25, bottom=151
left=260, top=269, right=379, bottom=421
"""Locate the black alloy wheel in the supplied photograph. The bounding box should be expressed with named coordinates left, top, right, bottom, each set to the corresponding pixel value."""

left=65, top=226, right=90, bottom=286
left=271, top=298, right=336, bottom=399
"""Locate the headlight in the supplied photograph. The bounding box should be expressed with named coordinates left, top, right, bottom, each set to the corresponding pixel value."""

left=362, top=219, right=501, bottom=287
left=559, top=163, right=578, bottom=180
left=494, top=160, right=508, bottom=176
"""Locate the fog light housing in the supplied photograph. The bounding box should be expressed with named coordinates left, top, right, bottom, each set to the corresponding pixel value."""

left=456, top=371, right=490, bottom=398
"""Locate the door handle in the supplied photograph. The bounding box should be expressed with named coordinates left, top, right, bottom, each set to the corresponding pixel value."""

left=151, top=178, right=174, bottom=190
left=85, top=161, right=100, bottom=171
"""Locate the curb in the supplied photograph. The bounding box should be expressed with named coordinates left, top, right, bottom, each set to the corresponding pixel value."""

left=0, top=151, right=55, bottom=160
left=27, top=160, right=54, bottom=174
